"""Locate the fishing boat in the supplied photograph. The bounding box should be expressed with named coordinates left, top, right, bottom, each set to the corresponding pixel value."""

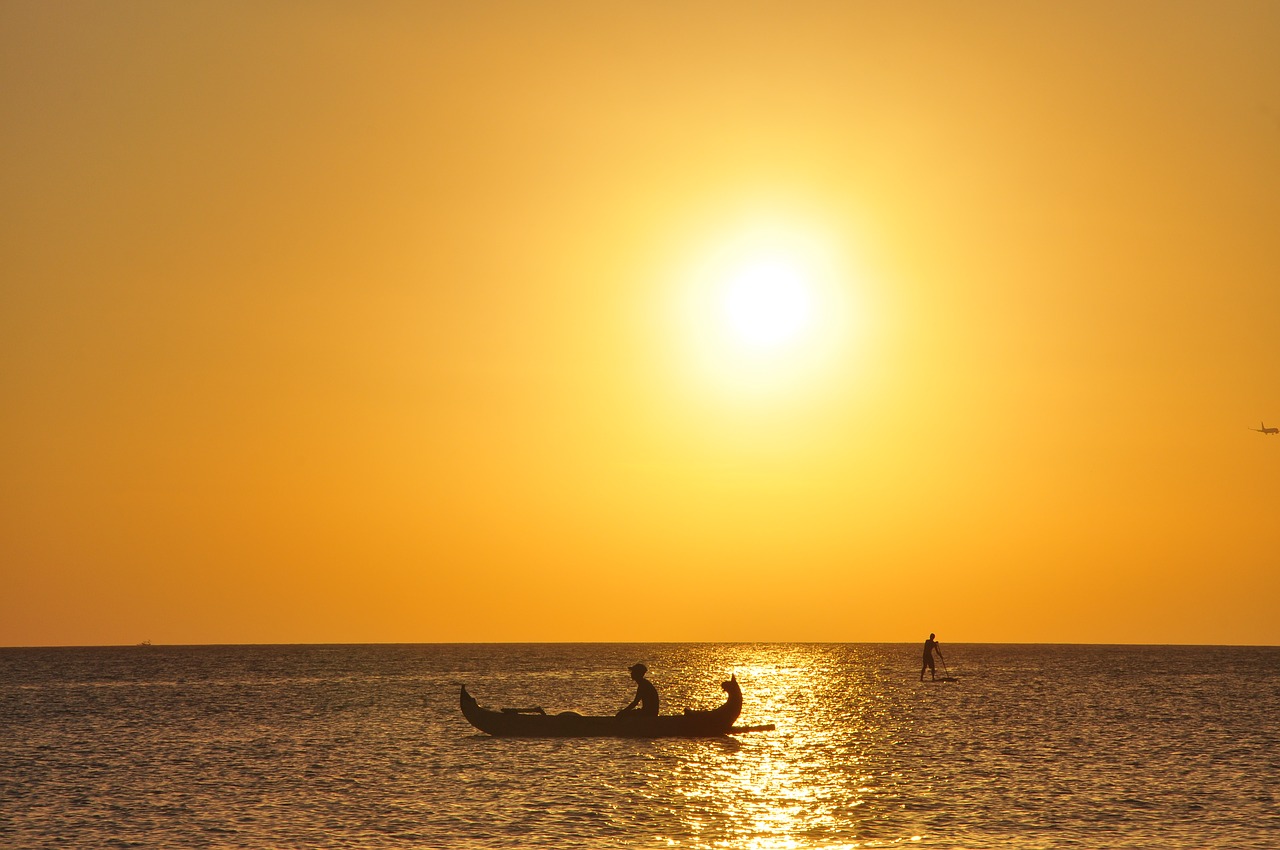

left=460, top=674, right=747, bottom=738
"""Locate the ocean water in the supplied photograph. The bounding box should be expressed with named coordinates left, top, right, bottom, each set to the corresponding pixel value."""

left=1, top=643, right=1277, bottom=849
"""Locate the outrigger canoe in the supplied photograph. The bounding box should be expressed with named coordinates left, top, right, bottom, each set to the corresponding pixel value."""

left=460, top=674, right=747, bottom=738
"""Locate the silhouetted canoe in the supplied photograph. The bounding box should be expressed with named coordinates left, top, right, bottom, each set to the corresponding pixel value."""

left=460, top=674, right=744, bottom=738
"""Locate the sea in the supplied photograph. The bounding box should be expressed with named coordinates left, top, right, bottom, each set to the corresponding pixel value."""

left=1, top=643, right=1277, bottom=849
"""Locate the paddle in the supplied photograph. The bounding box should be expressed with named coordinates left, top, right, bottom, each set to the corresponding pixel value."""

left=938, top=654, right=959, bottom=683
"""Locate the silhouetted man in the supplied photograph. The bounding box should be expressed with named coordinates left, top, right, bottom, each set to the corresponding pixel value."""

left=617, top=663, right=659, bottom=717
left=921, top=633, right=942, bottom=681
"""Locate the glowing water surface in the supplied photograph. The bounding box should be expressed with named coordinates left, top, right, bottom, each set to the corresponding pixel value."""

left=2, top=643, right=1277, bottom=848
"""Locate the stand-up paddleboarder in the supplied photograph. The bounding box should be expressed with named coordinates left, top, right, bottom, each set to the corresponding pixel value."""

left=921, top=634, right=942, bottom=681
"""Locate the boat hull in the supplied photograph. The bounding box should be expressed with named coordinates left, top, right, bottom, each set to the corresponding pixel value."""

left=460, top=676, right=743, bottom=738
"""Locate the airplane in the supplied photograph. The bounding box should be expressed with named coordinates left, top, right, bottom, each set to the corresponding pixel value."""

left=1251, top=421, right=1278, bottom=435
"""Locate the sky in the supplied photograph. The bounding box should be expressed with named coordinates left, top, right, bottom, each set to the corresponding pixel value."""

left=3, top=1, right=1278, bottom=647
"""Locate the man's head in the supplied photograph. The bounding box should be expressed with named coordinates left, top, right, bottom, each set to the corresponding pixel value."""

left=629, top=663, right=647, bottom=680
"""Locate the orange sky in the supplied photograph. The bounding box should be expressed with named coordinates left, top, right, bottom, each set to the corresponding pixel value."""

left=3, top=2, right=1278, bottom=646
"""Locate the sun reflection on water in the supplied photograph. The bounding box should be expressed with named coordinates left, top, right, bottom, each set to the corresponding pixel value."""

left=647, top=646, right=928, bottom=849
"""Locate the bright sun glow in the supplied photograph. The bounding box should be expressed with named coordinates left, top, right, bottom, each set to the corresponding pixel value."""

left=670, top=212, right=863, bottom=403
left=721, top=257, right=815, bottom=351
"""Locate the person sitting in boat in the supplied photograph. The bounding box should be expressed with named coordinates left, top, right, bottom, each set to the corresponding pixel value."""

left=921, top=633, right=942, bottom=681
left=617, top=663, right=659, bottom=717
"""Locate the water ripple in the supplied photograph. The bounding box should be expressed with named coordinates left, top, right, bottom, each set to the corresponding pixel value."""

left=2, top=643, right=1278, bottom=848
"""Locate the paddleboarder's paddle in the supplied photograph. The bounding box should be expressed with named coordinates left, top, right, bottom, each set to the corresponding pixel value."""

left=938, top=655, right=959, bottom=683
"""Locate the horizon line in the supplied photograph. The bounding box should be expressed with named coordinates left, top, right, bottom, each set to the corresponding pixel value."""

left=3, top=639, right=1277, bottom=650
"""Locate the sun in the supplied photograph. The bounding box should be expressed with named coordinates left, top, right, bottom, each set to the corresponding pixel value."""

left=668, top=214, right=859, bottom=402
left=720, top=256, right=815, bottom=351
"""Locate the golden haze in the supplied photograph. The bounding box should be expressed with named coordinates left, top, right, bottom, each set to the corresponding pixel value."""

left=2, top=2, right=1278, bottom=646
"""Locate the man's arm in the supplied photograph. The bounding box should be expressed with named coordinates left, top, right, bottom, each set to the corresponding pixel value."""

left=618, top=687, right=641, bottom=714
